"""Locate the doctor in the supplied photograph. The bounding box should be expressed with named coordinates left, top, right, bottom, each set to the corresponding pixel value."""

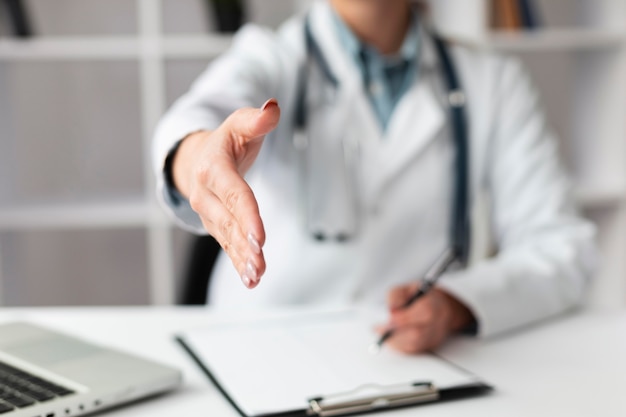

left=153, top=0, right=595, bottom=353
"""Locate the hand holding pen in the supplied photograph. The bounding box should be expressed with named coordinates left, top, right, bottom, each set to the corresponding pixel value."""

left=371, top=249, right=475, bottom=355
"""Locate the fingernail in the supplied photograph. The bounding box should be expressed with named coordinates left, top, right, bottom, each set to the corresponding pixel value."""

left=246, top=259, right=258, bottom=283
left=261, top=98, right=278, bottom=112
left=241, top=274, right=252, bottom=288
left=248, top=232, right=261, bottom=255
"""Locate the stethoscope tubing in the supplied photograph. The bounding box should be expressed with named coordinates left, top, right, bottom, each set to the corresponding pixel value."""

left=294, top=14, right=470, bottom=266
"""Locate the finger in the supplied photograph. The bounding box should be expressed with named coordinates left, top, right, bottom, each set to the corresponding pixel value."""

left=390, top=294, right=436, bottom=328
left=201, top=156, right=266, bottom=254
left=374, top=324, right=392, bottom=336
left=202, top=203, right=265, bottom=289
left=385, top=325, right=431, bottom=355
left=190, top=185, right=265, bottom=288
left=386, top=282, right=420, bottom=311
left=219, top=98, right=281, bottom=147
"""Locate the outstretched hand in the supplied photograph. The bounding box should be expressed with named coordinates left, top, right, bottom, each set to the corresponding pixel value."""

left=172, top=99, right=281, bottom=289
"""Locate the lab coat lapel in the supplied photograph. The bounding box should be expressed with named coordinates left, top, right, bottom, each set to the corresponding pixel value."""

left=363, top=29, right=446, bottom=202
left=380, top=81, right=445, bottom=178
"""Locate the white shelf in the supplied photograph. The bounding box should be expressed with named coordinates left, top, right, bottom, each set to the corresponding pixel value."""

left=0, top=184, right=616, bottom=232
left=444, top=29, right=626, bottom=52
left=162, top=34, right=233, bottom=59
left=0, top=34, right=234, bottom=61
left=0, top=200, right=168, bottom=230
left=0, top=37, right=141, bottom=60
left=575, top=184, right=626, bottom=209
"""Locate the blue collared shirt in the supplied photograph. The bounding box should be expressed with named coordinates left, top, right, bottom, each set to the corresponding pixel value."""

left=331, top=10, right=421, bottom=131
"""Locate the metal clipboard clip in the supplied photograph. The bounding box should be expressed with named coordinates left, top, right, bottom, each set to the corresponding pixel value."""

left=307, top=381, right=439, bottom=417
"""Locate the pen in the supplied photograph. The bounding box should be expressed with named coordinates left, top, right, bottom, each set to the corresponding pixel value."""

left=370, top=248, right=458, bottom=354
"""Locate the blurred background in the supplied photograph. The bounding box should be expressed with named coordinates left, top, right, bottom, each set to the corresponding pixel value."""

left=0, top=0, right=624, bottom=308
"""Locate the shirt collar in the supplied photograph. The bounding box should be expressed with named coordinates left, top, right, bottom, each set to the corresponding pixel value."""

left=330, top=8, right=420, bottom=66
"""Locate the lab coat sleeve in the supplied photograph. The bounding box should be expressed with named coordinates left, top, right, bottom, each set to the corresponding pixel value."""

left=438, top=56, right=597, bottom=337
left=151, top=23, right=294, bottom=233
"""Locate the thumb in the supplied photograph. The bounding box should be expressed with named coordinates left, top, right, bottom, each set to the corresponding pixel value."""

left=220, top=98, right=281, bottom=144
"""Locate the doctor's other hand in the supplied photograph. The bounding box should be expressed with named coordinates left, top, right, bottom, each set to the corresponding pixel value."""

left=171, top=99, right=281, bottom=289
left=377, top=284, right=475, bottom=354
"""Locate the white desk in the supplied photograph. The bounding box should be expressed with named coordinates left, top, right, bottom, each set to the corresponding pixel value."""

left=0, top=306, right=624, bottom=417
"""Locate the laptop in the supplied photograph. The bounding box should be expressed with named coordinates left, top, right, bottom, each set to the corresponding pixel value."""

left=0, top=322, right=182, bottom=417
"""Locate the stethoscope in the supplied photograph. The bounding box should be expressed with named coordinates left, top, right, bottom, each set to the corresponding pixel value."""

left=293, top=15, right=471, bottom=267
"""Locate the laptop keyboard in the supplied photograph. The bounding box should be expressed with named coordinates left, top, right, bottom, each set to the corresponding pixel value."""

left=0, top=361, right=74, bottom=414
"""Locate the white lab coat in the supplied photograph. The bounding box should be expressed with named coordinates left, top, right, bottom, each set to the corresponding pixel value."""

left=153, top=1, right=595, bottom=337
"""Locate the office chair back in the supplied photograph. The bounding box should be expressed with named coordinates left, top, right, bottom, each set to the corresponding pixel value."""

left=181, top=235, right=221, bottom=304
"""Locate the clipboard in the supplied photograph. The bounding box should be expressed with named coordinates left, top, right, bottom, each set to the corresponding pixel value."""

left=175, top=309, right=492, bottom=417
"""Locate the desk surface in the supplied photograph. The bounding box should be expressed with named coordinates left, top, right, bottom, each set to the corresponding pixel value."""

left=0, top=306, right=624, bottom=417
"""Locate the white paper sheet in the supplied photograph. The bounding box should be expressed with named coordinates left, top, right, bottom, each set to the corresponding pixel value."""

left=179, top=310, right=480, bottom=416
